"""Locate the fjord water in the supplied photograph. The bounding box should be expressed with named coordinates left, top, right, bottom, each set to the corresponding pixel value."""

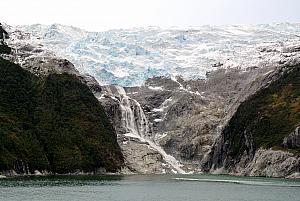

left=0, top=175, right=299, bottom=201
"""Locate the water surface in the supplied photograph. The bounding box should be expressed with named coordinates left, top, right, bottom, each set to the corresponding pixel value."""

left=0, top=174, right=299, bottom=201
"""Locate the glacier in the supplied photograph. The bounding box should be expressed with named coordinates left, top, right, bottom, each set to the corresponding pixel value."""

left=14, top=23, right=300, bottom=86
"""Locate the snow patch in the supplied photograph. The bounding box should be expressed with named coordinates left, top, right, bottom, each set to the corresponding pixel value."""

left=148, top=86, right=164, bottom=91
left=154, top=119, right=163, bottom=122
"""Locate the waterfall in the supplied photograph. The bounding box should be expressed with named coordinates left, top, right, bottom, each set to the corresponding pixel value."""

left=105, top=85, right=186, bottom=174
left=114, top=85, right=149, bottom=138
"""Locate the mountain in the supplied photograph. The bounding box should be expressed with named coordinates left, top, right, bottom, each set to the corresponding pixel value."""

left=3, top=23, right=300, bottom=177
left=109, top=61, right=300, bottom=177
left=0, top=55, right=123, bottom=175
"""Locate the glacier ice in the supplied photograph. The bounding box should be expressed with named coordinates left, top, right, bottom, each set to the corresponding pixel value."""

left=14, top=23, right=300, bottom=86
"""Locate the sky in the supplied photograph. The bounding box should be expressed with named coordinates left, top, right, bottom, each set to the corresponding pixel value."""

left=1, top=0, right=300, bottom=31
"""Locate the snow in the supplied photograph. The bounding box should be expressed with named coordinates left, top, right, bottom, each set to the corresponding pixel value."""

left=124, top=133, right=145, bottom=142
left=97, top=94, right=106, bottom=100
left=152, top=108, right=164, bottom=112
left=148, top=86, right=163, bottom=91
left=155, top=132, right=168, bottom=140
left=152, top=98, right=173, bottom=113
left=154, top=119, right=163, bottom=122
left=13, top=23, right=300, bottom=87
left=171, top=76, right=204, bottom=97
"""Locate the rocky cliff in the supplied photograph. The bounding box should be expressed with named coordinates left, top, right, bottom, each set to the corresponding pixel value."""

left=2, top=23, right=300, bottom=178
left=0, top=42, right=123, bottom=176
left=203, top=63, right=300, bottom=177
left=98, top=50, right=300, bottom=176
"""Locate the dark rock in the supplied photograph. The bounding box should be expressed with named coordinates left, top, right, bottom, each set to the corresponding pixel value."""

left=283, top=126, right=300, bottom=148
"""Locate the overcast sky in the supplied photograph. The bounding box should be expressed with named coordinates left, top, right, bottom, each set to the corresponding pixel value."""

left=1, top=0, right=300, bottom=31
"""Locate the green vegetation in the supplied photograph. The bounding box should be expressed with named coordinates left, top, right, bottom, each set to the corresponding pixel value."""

left=0, top=58, right=123, bottom=174
left=0, top=43, right=11, bottom=54
left=224, top=65, right=300, bottom=159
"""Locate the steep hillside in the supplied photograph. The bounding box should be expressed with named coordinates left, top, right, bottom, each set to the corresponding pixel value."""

left=0, top=43, right=11, bottom=54
left=0, top=58, right=123, bottom=175
left=226, top=65, right=300, bottom=153
left=205, top=64, right=300, bottom=177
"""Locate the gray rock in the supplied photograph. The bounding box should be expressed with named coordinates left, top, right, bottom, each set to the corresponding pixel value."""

left=121, top=140, right=167, bottom=174
left=283, top=126, right=300, bottom=148
left=203, top=63, right=300, bottom=178
left=241, top=148, right=300, bottom=178
left=4, top=25, right=300, bottom=177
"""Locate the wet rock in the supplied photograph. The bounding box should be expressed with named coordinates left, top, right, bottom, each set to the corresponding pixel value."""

left=283, top=126, right=300, bottom=148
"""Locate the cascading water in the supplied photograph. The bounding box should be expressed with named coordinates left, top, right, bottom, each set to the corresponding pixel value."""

left=114, top=86, right=149, bottom=138
left=105, top=85, right=186, bottom=174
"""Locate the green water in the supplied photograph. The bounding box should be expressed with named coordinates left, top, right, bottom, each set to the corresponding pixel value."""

left=0, top=174, right=299, bottom=201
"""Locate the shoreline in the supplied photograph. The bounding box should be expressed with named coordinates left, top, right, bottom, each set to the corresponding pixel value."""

left=1, top=171, right=299, bottom=180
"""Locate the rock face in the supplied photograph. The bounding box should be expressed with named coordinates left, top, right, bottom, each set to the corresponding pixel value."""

left=96, top=64, right=282, bottom=173
left=83, top=52, right=300, bottom=175
left=203, top=64, right=300, bottom=178
left=0, top=26, right=123, bottom=176
left=240, top=148, right=299, bottom=178
left=121, top=141, right=165, bottom=174
left=0, top=58, right=124, bottom=175
left=283, top=126, right=300, bottom=148
left=3, top=23, right=300, bottom=177
left=98, top=85, right=186, bottom=173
